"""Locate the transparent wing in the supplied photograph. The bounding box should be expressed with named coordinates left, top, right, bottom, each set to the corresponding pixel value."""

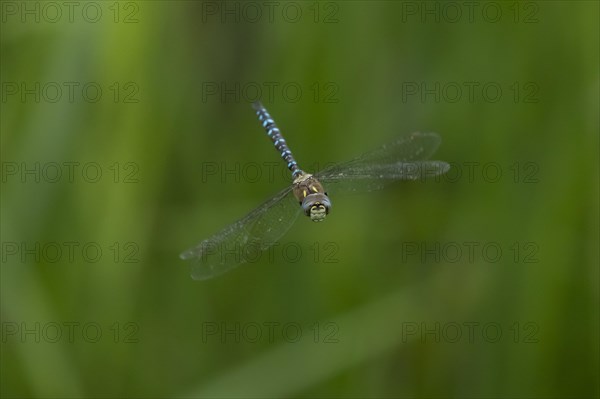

left=180, top=187, right=301, bottom=280
left=315, top=132, right=450, bottom=194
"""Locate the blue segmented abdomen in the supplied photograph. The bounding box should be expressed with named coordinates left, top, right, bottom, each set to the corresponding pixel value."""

left=252, top=102, right=303, bottom=178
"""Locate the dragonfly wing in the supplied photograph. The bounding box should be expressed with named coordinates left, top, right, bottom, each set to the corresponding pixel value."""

left=180, top=187, right=300, bottom=280
left=316, top=132, right=449, bottom=194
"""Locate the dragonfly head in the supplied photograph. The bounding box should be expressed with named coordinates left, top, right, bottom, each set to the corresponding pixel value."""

left=302, top=193, right=331, bottom=222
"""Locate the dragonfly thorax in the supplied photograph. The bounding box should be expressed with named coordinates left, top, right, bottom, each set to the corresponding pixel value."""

left=292, top=172, right=332, bottom=222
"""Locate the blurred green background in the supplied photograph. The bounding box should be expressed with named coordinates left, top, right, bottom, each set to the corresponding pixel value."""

left=1, top=1, right=598, bottom=398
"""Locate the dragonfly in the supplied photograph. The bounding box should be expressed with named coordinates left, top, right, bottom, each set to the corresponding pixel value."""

left=181, top=102, right=449, bottom=280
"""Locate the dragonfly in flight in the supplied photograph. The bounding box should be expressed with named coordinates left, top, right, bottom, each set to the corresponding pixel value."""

left=181, top=102, right=449, bottom=280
